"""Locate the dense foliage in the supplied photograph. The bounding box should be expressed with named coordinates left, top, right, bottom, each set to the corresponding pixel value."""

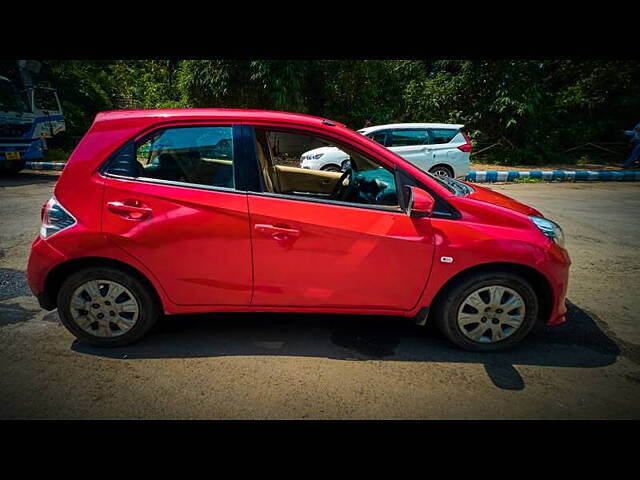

left=2, top=60, right=638, bottom=164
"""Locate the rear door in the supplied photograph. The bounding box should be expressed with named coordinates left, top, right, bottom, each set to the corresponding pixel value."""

left=428, top=128, right=461, bottom=166
left=386, top=129, right=434, bottom=170
left=101, top=124, right=253, bottom=306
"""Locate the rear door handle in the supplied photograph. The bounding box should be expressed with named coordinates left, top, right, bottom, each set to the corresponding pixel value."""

left=254, top=224, right=300, bottom=238
left=107, top=200, right=152, bottom=220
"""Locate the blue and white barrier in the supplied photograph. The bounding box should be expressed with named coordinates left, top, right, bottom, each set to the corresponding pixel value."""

left=466, top=170, right=640, bottom=182
left=25, top=161, right=66, bottom=171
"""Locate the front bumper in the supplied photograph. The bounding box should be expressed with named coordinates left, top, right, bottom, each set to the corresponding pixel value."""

left=542, top=243, right=571, bottom=326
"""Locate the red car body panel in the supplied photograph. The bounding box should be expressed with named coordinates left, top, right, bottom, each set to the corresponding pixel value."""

left=102, top=176, right=253, bottom=306
left=27, top=109, right=571, bottom=326
left=248, top=194, right=434, bottom=310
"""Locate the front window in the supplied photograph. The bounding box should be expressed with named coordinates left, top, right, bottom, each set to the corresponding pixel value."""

left=33, top=88, right=61, bottom=112
left=0, top=80, right=29, bottom=113
left=252, top=128, right=400, bottom=209
left=369, top=131, right=388, bottom=146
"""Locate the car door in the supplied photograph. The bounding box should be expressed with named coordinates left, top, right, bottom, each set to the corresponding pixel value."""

left=428, top=128, right=459, bottom=167
left=101, top=124, right=253, bottom=306
left=387, top=128, right=434, bottom=170
left=245, top=125, right=435, bottom=311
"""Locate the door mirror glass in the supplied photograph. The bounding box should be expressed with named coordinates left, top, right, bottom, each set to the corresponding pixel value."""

left=406, top=186, right=434, bottom=217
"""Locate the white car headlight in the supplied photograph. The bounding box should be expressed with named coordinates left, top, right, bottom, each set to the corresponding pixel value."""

left=308, top=153, right=324, bottom=160
left=530, top=215, right=565, bottom=248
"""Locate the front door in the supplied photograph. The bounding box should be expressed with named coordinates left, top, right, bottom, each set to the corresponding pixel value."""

left=245, top=125, right=434, bottom=311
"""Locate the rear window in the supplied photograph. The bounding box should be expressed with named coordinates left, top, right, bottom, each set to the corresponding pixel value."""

left=388, top=129, right=429, bottom=147
left=106, top=126, right=235, bottom=189
left=429, top=128, right=458, bottom=144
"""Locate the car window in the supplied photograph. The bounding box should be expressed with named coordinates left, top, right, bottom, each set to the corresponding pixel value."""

left=252, top=127, right=399, bottom=209
left=388, top=129, right=429, bottom=147
left=106, top=126, right=235, bottom=189
left=264, top=130, right=329, bottom=168
left=34, top=89, right=60, bottom=111
left=429, top=128, right=458, bottom=144
left=369, top=131, right=387, bottom=146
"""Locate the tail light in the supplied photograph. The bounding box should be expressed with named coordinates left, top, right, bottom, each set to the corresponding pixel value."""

left=458, top=132, right=472, bottom=153
left=40, top=196, right=76, bottom=239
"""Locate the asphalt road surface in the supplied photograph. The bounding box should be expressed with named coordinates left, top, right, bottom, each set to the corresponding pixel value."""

left=1, top=171, right=639, bottom=419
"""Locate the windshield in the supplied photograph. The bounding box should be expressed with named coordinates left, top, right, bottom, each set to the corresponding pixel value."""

left=0, top=80, right=29, bottom=113
left=426, top=172, right=474, bottom=196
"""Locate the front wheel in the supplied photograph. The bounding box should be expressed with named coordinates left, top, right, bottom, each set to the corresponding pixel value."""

left=57, top=267, right=160, bottom=347
left=433, top=270, right=539, bottom=352
left=321, top=164, right=342, bottom=172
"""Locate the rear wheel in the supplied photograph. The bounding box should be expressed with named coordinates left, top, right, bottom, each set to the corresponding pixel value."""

left=434, top=270, right=538, bottom=352
left=429, top=165, right=453, bottom=178
left=57, top=267, right=160, bottom=347
left=3, top=160, right=25, bottom=174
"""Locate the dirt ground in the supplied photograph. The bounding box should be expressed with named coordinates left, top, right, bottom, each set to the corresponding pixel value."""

left=1, top=171, right=639, bottom=419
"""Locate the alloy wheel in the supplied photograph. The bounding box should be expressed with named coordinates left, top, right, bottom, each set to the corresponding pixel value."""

left=69, top=279, right=140, bottom=338
left=430, top=167, right=452, bottom=178
left=456, top=285, right=525, bottom=343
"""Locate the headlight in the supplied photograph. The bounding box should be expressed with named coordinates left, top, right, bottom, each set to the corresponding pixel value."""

left=308, top=153, right=324, bottom=160
left=529, top=215, right=565, bottom=248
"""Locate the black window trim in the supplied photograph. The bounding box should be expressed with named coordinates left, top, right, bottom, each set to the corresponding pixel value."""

left=100, top=124, right=248, bottom=195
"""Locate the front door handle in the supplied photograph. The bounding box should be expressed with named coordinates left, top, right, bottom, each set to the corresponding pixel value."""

left=254, top=224, right=300, bottom=238
left=107, top=200, right=152, bottom=220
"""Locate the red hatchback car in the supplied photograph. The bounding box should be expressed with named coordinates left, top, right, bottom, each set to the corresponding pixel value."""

left=27, top=109, right=571, bottom=351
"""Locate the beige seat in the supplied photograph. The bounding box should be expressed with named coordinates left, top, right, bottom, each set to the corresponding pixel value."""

left=254, top=133, right=276, bottom=192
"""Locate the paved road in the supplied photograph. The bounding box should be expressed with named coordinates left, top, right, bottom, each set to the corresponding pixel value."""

left=1, top=171, right=639, bottom=419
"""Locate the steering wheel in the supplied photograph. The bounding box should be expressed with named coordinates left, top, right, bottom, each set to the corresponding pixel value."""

left=330, top=169, right=351, bottom=198
left=332, top=164, right=362, bottom=202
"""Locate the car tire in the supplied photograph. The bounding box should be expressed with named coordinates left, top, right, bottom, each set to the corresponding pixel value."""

left=433, top=270, right=539, bottom=352
left=429, top=165, right=453, bottom=178
left=4, top=161, right=25, bottom=174
left=57, top=266, right=160, bottom=347
left=321, top=164, right=342, bottom=172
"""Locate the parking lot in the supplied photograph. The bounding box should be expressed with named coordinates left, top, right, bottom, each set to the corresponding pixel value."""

left=1, top=171, right=639, bottom=419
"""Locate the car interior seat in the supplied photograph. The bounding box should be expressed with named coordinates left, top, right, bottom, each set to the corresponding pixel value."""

left=254, top=133, right=275, bottom=192
left=147, top=153, right=185, bottom=182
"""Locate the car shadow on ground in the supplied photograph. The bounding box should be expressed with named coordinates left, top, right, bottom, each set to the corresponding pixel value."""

left=69, top=300, right=622, bottom=391
left=0, top=171, right=59, bottom=188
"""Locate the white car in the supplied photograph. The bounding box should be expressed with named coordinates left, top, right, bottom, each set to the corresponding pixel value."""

left=300, top=123, right=471, bottom=178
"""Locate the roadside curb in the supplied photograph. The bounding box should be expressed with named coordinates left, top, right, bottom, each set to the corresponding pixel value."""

left=466, top=170, right=640, bottom=182
left=25, top=161, right=66, bottom=171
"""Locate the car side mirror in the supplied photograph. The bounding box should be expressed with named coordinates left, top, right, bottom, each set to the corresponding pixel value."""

left=406, top=186, right=435, bottom=218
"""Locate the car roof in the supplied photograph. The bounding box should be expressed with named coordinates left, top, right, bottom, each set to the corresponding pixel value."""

left=94, top=108, right=346, bottom=129
left=357, top=123, right=464, bottom=134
